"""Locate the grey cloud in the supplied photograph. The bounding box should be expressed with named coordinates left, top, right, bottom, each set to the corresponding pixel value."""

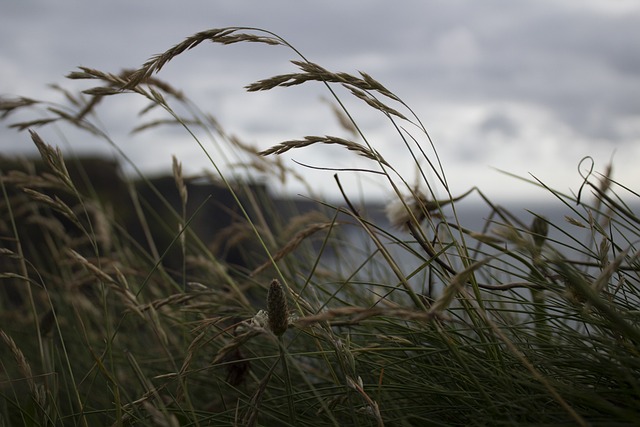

left=479, top=112, right=520, bottom=138
left=1, top=0, right=638, bottom=202
left=376, top=3, right=640, bottom=145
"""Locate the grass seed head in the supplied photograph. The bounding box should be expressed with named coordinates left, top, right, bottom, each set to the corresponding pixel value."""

left=531, top=216, right=549, bottom=249
left=267, top=279, right=288, bottom=336
left=385, top=191, right=430, bottom=230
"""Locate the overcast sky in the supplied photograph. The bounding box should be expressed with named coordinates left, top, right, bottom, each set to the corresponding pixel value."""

left=1, top=1, right=639, bottom=204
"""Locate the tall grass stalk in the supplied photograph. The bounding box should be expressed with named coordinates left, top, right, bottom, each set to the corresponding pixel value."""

left=1, top=27, right=639, bottom=425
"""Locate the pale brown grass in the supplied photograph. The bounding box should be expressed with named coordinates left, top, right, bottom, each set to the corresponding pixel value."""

left=260, top=135, right=389, bottom=167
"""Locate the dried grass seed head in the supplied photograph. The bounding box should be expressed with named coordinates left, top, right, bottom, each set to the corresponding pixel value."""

left=386, top=190, right=431, bottom=230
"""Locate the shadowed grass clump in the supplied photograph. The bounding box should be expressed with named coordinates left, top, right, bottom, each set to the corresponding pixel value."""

left=1, top=27, right=639, bottom=426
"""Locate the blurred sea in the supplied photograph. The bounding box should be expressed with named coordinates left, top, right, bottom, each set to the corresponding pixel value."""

left=321, top=196, right=640, bottom=290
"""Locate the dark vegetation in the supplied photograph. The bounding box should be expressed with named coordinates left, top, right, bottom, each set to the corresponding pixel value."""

left=1, top=27, right=639, bottom=426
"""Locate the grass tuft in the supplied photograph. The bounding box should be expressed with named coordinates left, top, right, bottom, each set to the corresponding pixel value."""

left=1, top=26, right=639, bottom=426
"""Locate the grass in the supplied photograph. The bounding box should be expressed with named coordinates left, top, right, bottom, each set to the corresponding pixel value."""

left=1, top=26, right=639, bottom=426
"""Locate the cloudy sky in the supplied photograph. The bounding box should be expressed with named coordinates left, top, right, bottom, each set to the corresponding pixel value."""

left=1, top=1, right=639, bottom=204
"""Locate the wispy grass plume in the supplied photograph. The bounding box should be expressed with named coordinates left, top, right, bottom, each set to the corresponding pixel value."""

left=1, top=26, right=639, bottom=426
